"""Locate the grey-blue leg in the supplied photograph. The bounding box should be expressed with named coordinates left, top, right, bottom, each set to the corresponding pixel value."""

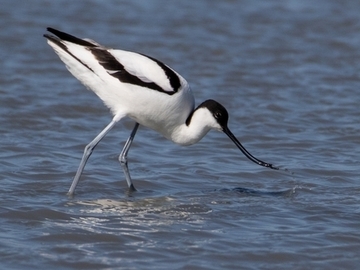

left=68, top=120, right=117, bottom=195
left=119, top=122, right=139, bottom=191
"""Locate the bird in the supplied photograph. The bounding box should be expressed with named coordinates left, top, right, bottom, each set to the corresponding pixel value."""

left=44, top=27, right=279, bottom=195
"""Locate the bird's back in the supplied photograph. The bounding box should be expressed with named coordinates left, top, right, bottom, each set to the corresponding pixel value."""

left=45, top=28, right=195, bottom=139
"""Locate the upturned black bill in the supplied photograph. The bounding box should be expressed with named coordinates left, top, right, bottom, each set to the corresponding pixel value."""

left=223, top=127, right=279, bottom=170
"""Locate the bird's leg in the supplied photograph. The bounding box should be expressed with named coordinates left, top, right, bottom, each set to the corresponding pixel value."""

left=119, top=122, right=139, bottom=191
left=68, top=119, right=117, bottom=195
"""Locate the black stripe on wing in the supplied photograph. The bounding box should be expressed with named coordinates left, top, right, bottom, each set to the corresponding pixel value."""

left=44, top=33, right=95, bottom=73
left=140, top=53, right=181, bottom=92
left=46, top=27, right=97, bottom=47
left=91, top=48, right=180, bottom=95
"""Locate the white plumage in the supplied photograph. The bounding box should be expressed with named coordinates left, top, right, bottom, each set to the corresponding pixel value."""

left=44, top=28, right=278, bottom=195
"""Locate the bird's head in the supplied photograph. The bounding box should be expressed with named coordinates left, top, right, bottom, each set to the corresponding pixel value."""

left=198, top=99, right=279, bottom=170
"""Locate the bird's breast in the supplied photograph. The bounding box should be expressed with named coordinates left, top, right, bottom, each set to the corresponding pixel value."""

left=127, top=83, right=195, bottom=140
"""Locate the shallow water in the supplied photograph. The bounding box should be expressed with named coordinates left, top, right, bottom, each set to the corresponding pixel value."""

left=1, top=0, right=360, bottom=269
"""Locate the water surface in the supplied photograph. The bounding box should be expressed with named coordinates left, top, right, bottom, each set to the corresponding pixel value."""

left=1, top=0, right=360, bottom=269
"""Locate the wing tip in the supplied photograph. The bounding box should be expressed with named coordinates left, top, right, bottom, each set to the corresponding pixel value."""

left=44, top=27, right=97, bottom=47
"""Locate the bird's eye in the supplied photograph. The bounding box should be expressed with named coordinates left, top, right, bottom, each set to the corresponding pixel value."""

left=214, top=112, right=221, bottom=119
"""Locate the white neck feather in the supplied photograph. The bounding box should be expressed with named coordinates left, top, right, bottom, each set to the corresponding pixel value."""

left=169, top=107, right=221, bottom=146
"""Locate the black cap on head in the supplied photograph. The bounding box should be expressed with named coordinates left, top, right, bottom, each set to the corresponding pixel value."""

left=197, top=99, right=229, bottom=129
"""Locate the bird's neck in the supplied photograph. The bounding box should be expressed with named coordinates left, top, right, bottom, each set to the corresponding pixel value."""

left=168, top=108, right=213, bottom=146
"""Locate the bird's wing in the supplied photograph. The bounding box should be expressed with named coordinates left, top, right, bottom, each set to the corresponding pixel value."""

left=44, top=28, right=184, bottom=96
left=95, top=48, right=183, bottom=95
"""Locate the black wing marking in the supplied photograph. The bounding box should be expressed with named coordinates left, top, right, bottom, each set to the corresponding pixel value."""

left=140, top=53, right=181, bottom=92
left=45, top=27, right=182, bottom=95
left=46, top=27, right=97, bottom=47
left=91, top=48, right=180, bottom=95
left=44, top=28, right=95, bottom=73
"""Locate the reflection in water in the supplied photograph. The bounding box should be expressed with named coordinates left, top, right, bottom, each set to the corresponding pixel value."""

left=231, top=186, right=297, bottom=197
left=64, top=196, right=212, bottom=233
